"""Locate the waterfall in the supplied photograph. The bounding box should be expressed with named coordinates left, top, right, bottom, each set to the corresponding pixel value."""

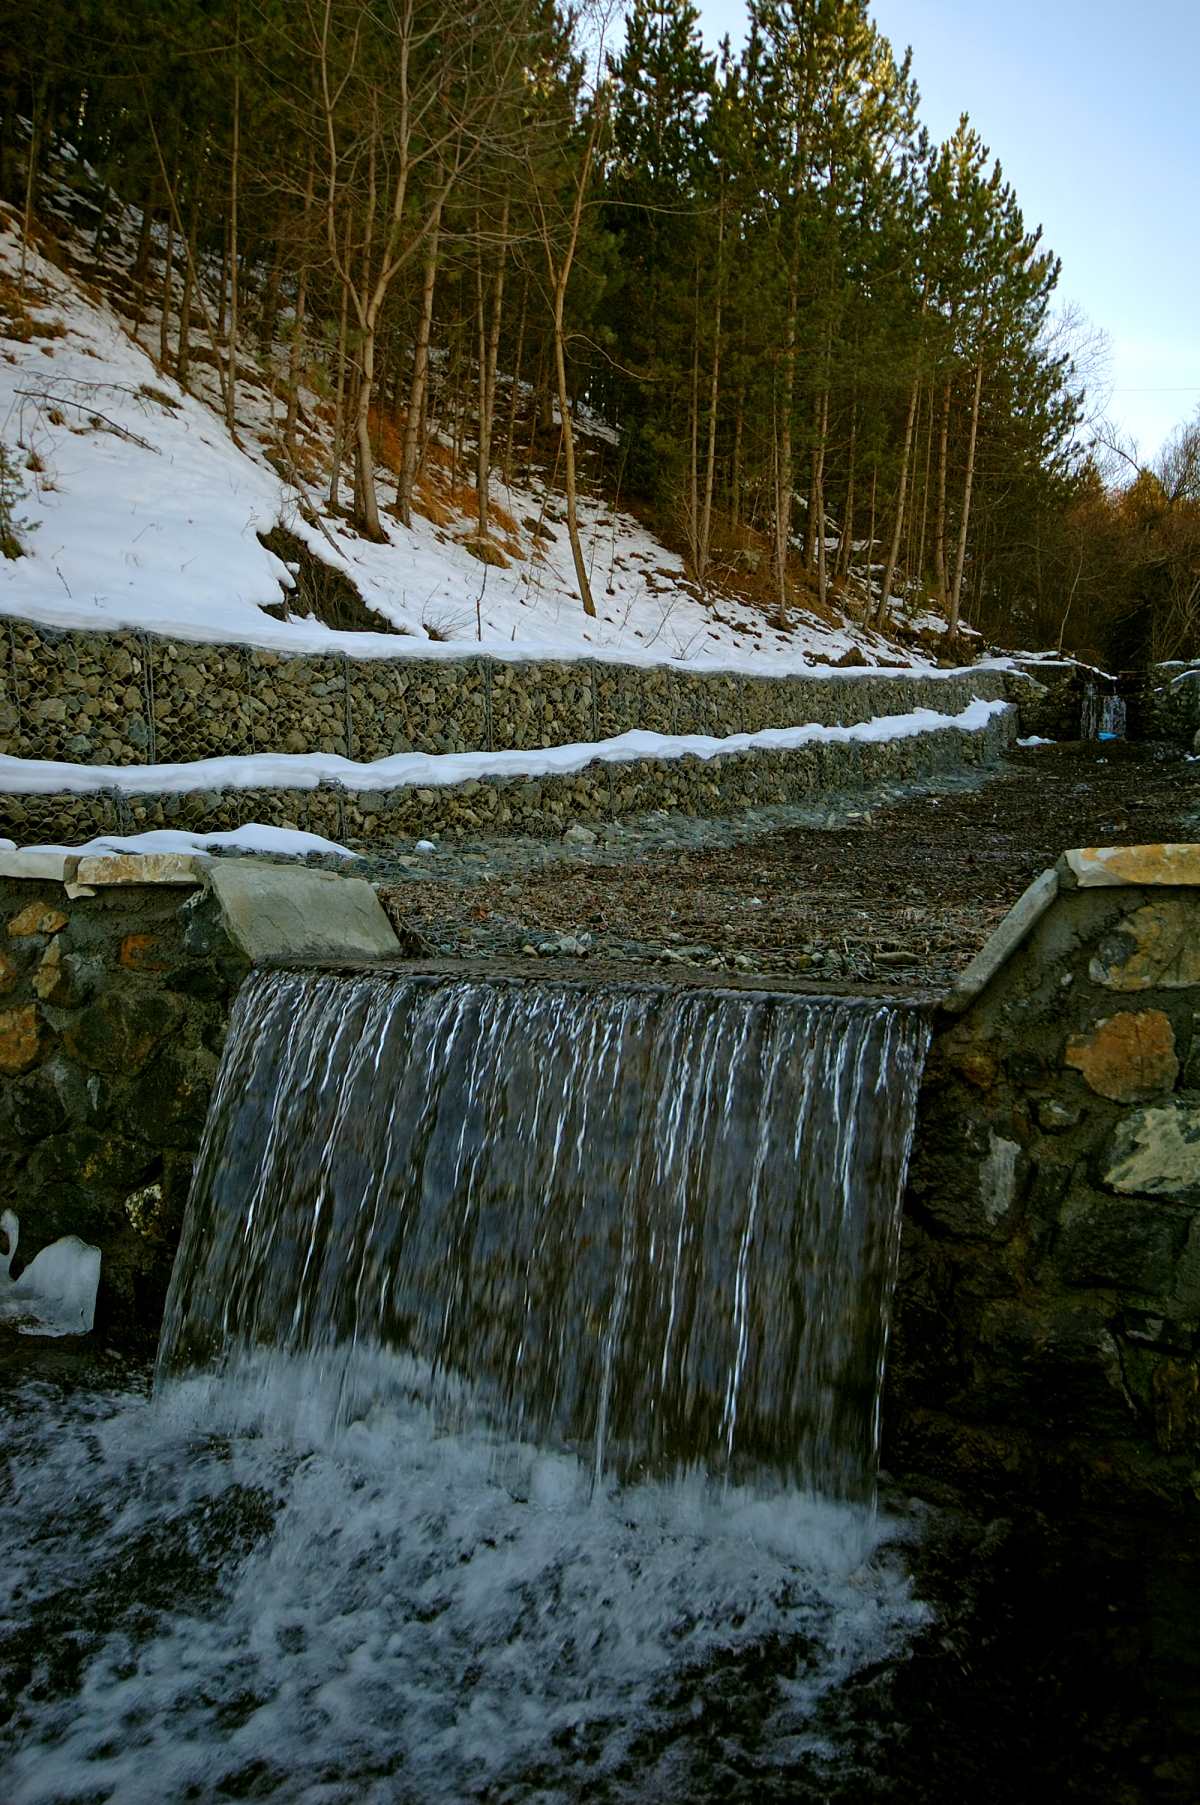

left=1082, top=682, right=1127, bottom=739
left=160, top=970, right=929, bottom=1501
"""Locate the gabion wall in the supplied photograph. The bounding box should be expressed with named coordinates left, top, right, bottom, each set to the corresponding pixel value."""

left=0, top=709, right=1015, bottom=849
left=0, top=619, right=1014, bottom=767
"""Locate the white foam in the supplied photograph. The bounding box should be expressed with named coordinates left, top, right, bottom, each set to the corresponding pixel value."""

left=2, top=1350, right=928, bottom=1801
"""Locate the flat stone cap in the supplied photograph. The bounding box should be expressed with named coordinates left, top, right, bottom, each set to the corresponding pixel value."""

left=1058, top=844, right=1200, bottom=888
left=945, top=843, right=1200, bottom=1016
left=943, top=866, right=1059, bottom=1015
left=0, top=848, right=402, bottom=964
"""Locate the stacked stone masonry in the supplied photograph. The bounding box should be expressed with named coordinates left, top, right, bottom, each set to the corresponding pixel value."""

left=888, top=854, right=1200, bottom=1515
left=0, top=877, right=250, bottom=1344
left=1, top=618, right=1014, bottom=766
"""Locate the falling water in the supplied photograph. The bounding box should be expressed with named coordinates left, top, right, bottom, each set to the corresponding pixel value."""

left=1082, top=682, right=1127, bottom=739
left=5, top=970, right=936, bottom=1801
left=159, top=970, right=929, bottom=1501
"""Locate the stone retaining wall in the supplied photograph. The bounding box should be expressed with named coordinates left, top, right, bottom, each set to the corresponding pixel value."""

left=1131, top=664, right=1200, bottom=747
left=0, top=878, right=249, bottom=1343
left=0, top=709, right=1016, bottom=848
left=887, top=846, right=1200, bottom=1515
left=0, top=858, right=400, bottom=1344
left=0, top=617, right=1015, bottom=765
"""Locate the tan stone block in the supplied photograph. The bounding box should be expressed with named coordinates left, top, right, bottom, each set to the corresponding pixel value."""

left=1106, top=1101, right=1200, bottom=1196
left=32, top=939, right=64, bottom=1001
left=7, top=903, right=68, bottom=938
left=1066, top=1010, right=1179, bottom=1102
left=1062, top=844, right=1200, bottom=888
left=0, top=1004, right=40, bottom=1073
left=119, top=933, right=168, bottom=972
left=1090, top=900, right=1200, bottom=991
left=73, top=853, right=205, bottom=887
left=0, top=949, right=17, bottom=995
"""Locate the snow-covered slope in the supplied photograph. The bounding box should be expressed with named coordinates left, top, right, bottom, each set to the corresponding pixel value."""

left=1, top=204, right=962, bottom=676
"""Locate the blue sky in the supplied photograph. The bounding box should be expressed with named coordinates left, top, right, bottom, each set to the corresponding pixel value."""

left=693, top=0, right=1200, bottom=460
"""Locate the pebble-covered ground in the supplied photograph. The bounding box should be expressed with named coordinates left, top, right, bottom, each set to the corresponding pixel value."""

left=370, top=741, right=1199, bottom=993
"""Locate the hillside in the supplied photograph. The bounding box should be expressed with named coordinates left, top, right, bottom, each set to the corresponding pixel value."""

left=1, top=191, right=969, bottom=678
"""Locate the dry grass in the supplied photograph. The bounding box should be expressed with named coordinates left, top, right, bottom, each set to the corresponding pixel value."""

left=413, top=474, right=453, bottom=528
left=367, top=404, right=405, bottom=476
left=0, top=274, right=67, bottom=344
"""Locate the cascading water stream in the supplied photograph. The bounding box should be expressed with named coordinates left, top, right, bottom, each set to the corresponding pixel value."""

left=1082, top=681, right=1127, bottom=739
left=2, top=968, right=936, bottom=1804
left=159, top=969, right=929, bottom=1502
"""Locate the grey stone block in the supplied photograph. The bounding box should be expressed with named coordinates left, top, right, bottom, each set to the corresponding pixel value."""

left=205, top=861, right=401, bottom=964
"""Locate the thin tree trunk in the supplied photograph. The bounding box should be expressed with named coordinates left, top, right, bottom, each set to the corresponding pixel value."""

left=396, top=194, right=442, bottom=527
left=176, top=184, right=196, bottom=389
left=502, top=275, right=528, bottom=487
left=225, top=36, right=240, bottom=443
left=329, top=220, right=352, bottom=513
left=875, top=367, right=921, bottom=627
left=553, top=280, right=595, bottom=617
left=774, top=266, right=800, bottom=619
left=159, top=203, right=175, bottom=371
left=916, top=381, right=934, bottom=587
left=866, top=465, right=877, bottom=597
left=948, top=359, right=984, bottom=640
left=687, top=262, right=701, bottom=571
left=933, top=378, right=951, bottom=606
left=260, top=250, right=282, bottom=354
left=285, top=155, right=316, bottom=450
left=354, top=319, right=384, bottom=537
left=813, top=382, right=830, bottom=607
left=476, top=198, right=509, bottom=540
left=131, top=200, right=154, bottom=342
left=698, top=218, right=723, bottom=585
left=538, top=95, right=603, bottom=617
left=837, top=402, right=857, bottom=579
left=730, top=385, right=744, bottom=531
left=19, top=82, right=45, bottom=297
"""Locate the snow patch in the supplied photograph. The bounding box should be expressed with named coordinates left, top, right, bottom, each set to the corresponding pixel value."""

left=28, top=824, right=359, bottom=861
left=0, top=699, right=1010, bottom=802
left=0, top=1209, right=100, bottom=1337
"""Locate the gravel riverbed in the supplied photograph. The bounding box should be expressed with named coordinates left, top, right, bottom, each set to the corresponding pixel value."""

left=364, top=741, right=1198, bottom=993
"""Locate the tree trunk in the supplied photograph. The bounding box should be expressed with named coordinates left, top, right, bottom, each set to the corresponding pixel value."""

left=875, top=368, right=921, bottom=627
left=328, top=225, right=352, bottom=514
left=552, top=280, right=596, bottom=618
left=396, top=194, right=442, bottom=527
left=837, top=402, right=857, bottom=579
left=933, top=378, right=951, bottom=607
left=131, top=200, right=154, bottom=342
left=159, top=203, right=175, bottom=371
left=476, top=199, right=509, bottom=540
left=915, top=382, right=934, bottom=587
left=687, top=261, right=701, bottom=572
left=19, top=82, right=47, bottom=296
left=176, top=186, right=196, bottom=390
left=354, top=311, right=384, bottom=539
left=774, top=269, right=800, bottom=620
left=866, top=465, right=877, bottom=594
left=698, top=235, right=723, bottom=586
left=730, top=385, right=744, bottom=531
left=224, top=45, right=240, bottom=443
left=947, top=360, right=984, bottom=641
left=285, top=156, right=315, bottom=451
left=813, top=382, right=830, bottom=607
left=502, top=276, right=528, bottom=487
